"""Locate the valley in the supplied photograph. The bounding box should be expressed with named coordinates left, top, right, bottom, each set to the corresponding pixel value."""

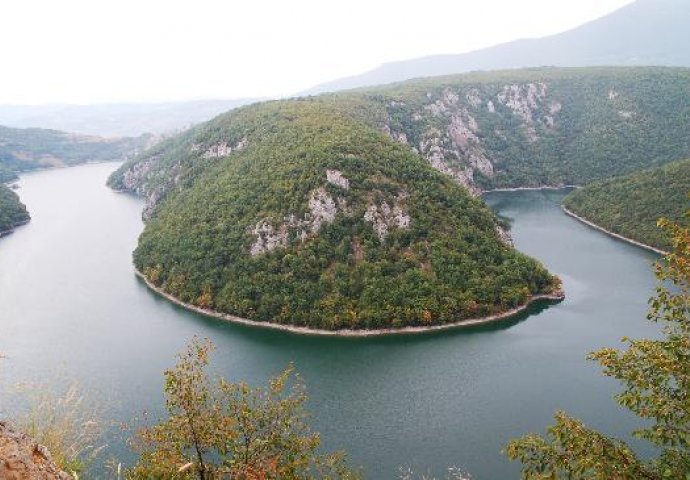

left=0, top=164, right=663, bottom=478
left=109, top=66, right=690, bottom=333
left=1, top=2, right=689, bottom=475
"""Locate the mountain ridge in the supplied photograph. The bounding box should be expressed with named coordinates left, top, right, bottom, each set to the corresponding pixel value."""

left=305, top=0, right=690, bottom=94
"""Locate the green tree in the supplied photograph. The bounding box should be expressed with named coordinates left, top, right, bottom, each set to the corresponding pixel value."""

left=128, top=338, right=360, bottom=480
left=505, top=213, right=690, bottom=479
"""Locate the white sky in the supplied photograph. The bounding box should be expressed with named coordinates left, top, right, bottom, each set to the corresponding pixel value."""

left=0, top=0, right=633, bottom=105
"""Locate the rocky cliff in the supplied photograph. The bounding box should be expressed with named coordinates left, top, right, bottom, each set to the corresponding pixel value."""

left=0, top=422, right=71, bottom=480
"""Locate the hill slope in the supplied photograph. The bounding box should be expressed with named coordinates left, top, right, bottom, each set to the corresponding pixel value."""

left=0, top=125, right=145, bottom=182
left=307, top=0, right=690, bottom=94
left=110, top=66, right=690, bottom=331
left=113, top=67, right=690, bottom=214
left=563, top=159, right=690, bottom=251
left=0, top=185, right=29, bottom=234
left=113, top=100, right=559, bottom=331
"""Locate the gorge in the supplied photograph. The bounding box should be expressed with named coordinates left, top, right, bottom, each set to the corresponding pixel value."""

left=0, top=163, right=663, bottom=478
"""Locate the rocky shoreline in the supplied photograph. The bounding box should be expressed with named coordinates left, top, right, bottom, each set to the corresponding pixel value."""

left=562, top=206, right=667, bottom=255
left=135, top=269, right=564, bottom=337
left=0, top=422, right=71, bottom=480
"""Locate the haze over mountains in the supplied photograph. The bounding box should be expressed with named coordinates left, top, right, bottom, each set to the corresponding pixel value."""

left=306, top=0, right=690, bottom=94
left=0, top=0, right=687, bottom=138
left=0, top=98, right=260, bottom=138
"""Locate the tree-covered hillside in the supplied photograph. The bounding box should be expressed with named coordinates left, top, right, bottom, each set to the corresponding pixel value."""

left=360, top=67, right=690, bottom=191
left=563, top=159, right=690, bottom=251
left=0, top=184, right=29, bottom=234
left=120, top=100, right=559, bottom=330
left=113, top=67, right=690, bottom=210
left=0, top=125, right=147, bottom=182
left=109, top=66, right=690, bottom=330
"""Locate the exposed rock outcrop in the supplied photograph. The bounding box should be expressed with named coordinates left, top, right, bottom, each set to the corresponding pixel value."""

left=200, top=137, right=247, bottom=159
left=0, top=422, right=72, bottom=480
left=249, top=170, right=412, bottom=254
left=326, top=169, right=350, bottom=190
left=116, top=137, right=249, bottom=219
left=249, top=172, right=350, bottom=256
left=496, top=82, right=552, bottom=142
left=400, top=82, right=563, bottom=193
left=419, top=128, right=476, bottom=192
left=363, top=192, right=411, bottom=241
left=496, top=225, right=514, bottom=247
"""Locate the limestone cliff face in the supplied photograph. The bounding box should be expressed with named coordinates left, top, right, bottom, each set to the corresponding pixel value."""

left=112, top=134, right=247, bottom=219
left=0, top=422, right=72, bottom=480
left=249, top=170, right=411, bottom=256
left=382, top=81, right=562, bottom=195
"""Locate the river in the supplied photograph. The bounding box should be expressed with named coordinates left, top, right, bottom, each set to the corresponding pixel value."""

left=0, top=163, right=662, bottom=478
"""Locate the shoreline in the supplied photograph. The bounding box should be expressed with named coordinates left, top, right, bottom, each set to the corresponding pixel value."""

left=135, top=269, right=564, bottom=337
left=482, top=184, right=580, bottom=194
left=2, top=158, right=124, bottom=179
left=561, top=206, right=668, bottom=255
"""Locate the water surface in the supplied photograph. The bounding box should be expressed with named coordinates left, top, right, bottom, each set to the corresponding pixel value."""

left=0, top=164, right=661, bottom=478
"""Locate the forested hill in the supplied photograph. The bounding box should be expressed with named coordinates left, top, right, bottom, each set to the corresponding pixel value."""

left=107, top=66, right=690, bottom=331
left=0, top=125, right=147, bottom=182
left=110, top=100, right=560, bottom=331
left=563, top=159, right=690, bottom=251
left=0, top=185, right=29, bottom=234
left=112, top=67, right=690, bottom=208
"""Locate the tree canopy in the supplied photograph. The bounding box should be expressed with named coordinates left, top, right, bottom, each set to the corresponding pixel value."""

left=0, top=184, right=29, bottom=233
left=128, top=338, right=360, bottom=480
left=563, top=159, right=690, bottom=251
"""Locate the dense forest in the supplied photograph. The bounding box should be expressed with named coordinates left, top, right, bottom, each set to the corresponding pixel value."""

left=0, top=184, right=29, bottom=234
left=108, top=66, right=690, bottom=330
left=563, top=159, right=690, bottom=251
left=119, top=100, right=559, bottom=330
left=112, top=67, right=690, bottom=208
left=361, top=66, right=690, bottom=190
left=0, top=125, right=147, bottom=181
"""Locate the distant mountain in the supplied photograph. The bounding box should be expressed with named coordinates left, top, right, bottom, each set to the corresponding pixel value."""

left=305, top=0, right=690, bottom=94
left=0, top=125, right=146, bottom=182
left=0, top=98, right=261, bottom=137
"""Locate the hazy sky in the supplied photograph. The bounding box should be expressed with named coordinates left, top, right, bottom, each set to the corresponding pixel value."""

left=1, top=0, right=633, bottom=104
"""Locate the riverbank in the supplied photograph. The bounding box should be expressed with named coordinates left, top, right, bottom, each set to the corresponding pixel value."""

left=135, top=269, right=564, bottom=337
left=482, top=185, right=580, bottom=194
left=561, top=206, right=667, bottom=255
